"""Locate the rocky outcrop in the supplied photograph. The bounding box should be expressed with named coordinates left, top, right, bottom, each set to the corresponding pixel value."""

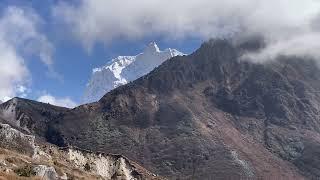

left=33, top=165, right=58, bottom=180
left=0, top=123, right=36, bottom=156
left=0, top=123, right=162, bottom=180
left=65, top=148, right=142, bottom=180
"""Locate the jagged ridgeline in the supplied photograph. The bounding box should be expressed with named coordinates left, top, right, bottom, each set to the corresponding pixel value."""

left=1, top=38, right=320, bottom=179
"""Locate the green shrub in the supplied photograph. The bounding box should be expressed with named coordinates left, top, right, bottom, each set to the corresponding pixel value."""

left=14, top=165, right=36, bottom=177
left=84, top=162, right=91, bottom=171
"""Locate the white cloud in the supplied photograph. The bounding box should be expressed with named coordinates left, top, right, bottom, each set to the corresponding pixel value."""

left=0, top=7, right=54, bottom=66
left=0, top=6, right=54, bottom=101
left=243, top=33, right=320, bottom=62
left=53, top=0, right=320, bottom=59
left=0, top=41, right=29, bottom=102
left=37, top=94, right=77, bottom=108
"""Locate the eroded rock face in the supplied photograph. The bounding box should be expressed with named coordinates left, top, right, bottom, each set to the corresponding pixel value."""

left=0, top=123, right=36, bottom=156
left=0, top=123, right=160, bottom=180
left=33, top=165, right=58, bottom=180
left=66, top=148, right=142, bottom=180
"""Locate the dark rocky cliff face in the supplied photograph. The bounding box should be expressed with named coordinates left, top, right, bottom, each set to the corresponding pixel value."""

left=0, top=98, right=69, bottom=138
left=3, top=39, right=320, bottom=179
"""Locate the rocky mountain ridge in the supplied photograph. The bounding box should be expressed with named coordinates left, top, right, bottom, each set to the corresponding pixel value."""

left=1, top=39, right=320, bottom=179
left=45, top=39, right=320, bottom=179
left=0, top=97, right=69, bottom=139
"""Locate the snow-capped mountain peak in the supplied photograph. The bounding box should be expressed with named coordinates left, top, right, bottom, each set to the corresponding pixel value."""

left=144, top=42, right=160, bottom=53
left=83, top=43, right=184, bottom=103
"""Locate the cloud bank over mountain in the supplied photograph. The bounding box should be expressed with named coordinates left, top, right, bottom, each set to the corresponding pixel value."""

left=2, top=1, right=320, bottom=103
left=53, top=0, right=320, bottom=59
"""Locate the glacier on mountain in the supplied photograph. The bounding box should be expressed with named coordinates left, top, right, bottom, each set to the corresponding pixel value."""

left=83, top=42, right=184, bottom=103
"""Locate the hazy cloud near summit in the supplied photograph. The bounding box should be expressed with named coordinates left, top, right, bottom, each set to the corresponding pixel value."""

left=53, top=0, right=320, bottom=59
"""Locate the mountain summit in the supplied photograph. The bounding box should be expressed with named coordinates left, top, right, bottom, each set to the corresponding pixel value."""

left=45, top=38, right=320, bottom=179
left=83, top=42, right=184, bottom=103
left=144, top=42, right=160, bottom=53
left=2, top=39, right=320, bottom=179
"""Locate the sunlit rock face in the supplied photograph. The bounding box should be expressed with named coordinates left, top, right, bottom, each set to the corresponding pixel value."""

left=0, top=123, right=161, bottom=180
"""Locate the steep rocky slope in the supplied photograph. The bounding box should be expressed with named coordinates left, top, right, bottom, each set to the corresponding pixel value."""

left=0, top=123, right=163, bottom=180
left=0, top=98, right=69, bottom=139
left=43, top=39, right=320, bottom=179
left=83, top=42, right=183, bottom=103
left=2, top=39, right=320, bottom=179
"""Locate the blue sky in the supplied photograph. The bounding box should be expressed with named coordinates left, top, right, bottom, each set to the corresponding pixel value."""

left=29, top=36, right=202, bottom=103
left=0, top=0, right=203, bottom=106
left=1, top=0, right=320, bottom=107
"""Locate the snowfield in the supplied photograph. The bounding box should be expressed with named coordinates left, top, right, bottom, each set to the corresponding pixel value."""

left=83, top=42, right=184, bottom=103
